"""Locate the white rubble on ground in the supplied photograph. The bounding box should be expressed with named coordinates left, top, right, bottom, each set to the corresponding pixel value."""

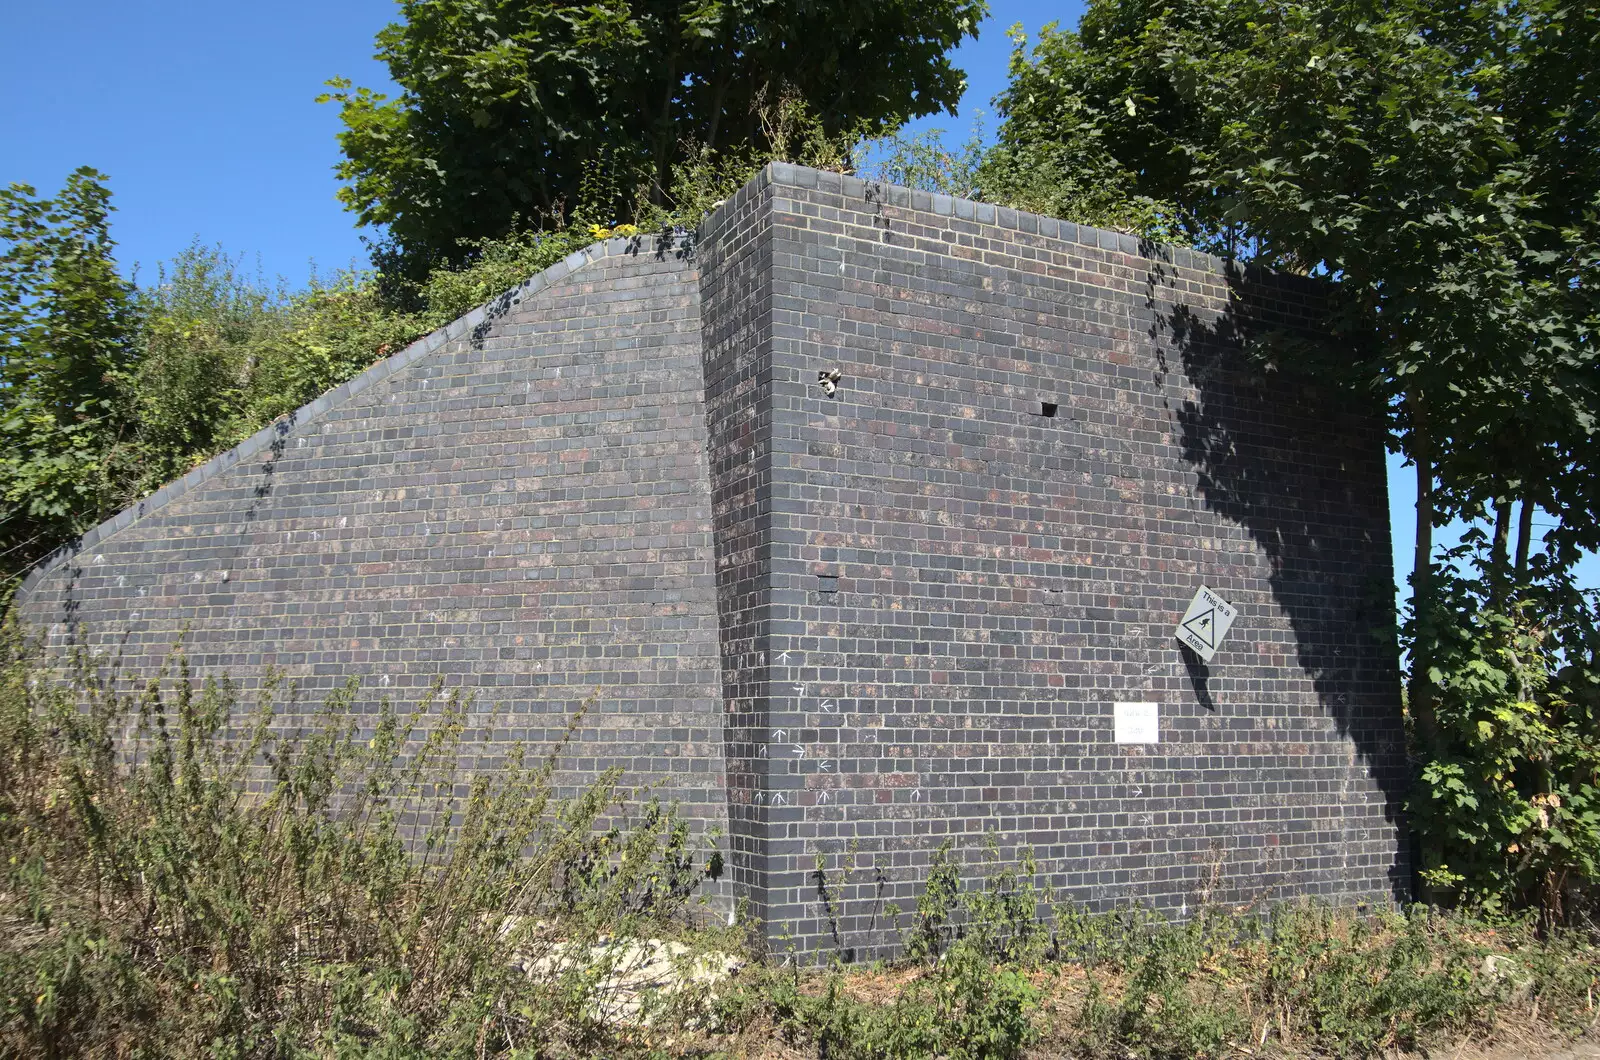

left=1479, top=952, right=1535, bottom=1002
left=506, top=928, right=742, bottom=1026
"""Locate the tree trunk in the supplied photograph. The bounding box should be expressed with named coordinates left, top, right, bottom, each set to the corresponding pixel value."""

left=1515, top=494, right=1534, bottom=579
left=704, top=66, right=732, bottom=155
left=652, top=43, right=679, bottom=208
left=1409, top=408, right=1439, bottom=755
left=1490, top=489, right=1513, bottom=608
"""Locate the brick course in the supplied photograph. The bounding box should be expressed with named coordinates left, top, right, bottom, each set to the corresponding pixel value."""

left=20, top=165, right=1409, bottom=958
left=701, top=165, right=1408, bottom=958
left=19, top=239, right=732, bottom=868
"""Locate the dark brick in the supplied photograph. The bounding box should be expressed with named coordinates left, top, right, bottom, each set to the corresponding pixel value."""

left=19, top=166, right=1409, bottom=960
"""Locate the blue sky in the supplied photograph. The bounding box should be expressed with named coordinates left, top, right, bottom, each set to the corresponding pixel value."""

left=1, top=0, right=397, bottom=283
left=0, top=0, right=1065, bottom=282
left=2, top=0, right=1589, bottom=600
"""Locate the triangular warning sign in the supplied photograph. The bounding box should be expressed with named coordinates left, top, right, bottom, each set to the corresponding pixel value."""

left=1181, top=607, right=1216, bottom=649
left=1175, top=586, right=1236, bottom=662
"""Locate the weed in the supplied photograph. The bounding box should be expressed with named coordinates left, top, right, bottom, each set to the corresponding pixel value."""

left=0, top=630, right=728, bottom=1057
left=770, top=938, right=1038, bottom=1060
left=4, top=629, right=1597, bottom=1058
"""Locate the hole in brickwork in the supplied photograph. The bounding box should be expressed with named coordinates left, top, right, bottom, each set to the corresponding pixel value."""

left=1040, top=401, right=1059, bottom=418
left=817, top=575, right=839, bottom=594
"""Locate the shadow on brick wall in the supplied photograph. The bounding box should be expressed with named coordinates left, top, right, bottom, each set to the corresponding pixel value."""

left=1145, top=255, right=1411, bottom=901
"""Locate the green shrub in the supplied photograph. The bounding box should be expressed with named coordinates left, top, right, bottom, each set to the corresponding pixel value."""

left=770, top=938, right=1038, bottom=1060
left=0, top=632, right=727, bottom=1058
left=1255, top=904, right=1485, bottom=1053
left=813, top=832, right=1595, bottom=1060
left=1069, top=909, right=1248, bottom=1060
left=1409, top=561, right=1600, bottom=921
left=3, top=630, right=1595, bottom=1060
left=897, top=840, right=1052, bottom=967
left=776, top=839, right=1046, bottom=1059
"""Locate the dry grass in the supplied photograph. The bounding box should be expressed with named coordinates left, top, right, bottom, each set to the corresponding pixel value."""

left=4, top=637, right=1596, bottom=1059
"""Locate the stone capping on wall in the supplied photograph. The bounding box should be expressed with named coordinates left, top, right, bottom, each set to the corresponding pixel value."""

left=17, top=234, right=649, bottom=599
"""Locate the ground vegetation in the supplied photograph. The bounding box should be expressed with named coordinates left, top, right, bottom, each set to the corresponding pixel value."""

left=1, top=639, right=1595, bottom=1058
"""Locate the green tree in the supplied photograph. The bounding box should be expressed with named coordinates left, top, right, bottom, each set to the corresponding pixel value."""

left=990, top=0, right=1600, bottom=913
left=125, top=245, right=290, bottom=496
left=0, top=169, right=137, bottom=581
left=323, top=0, right=986, bottom=274
left=975, top=26, right=1180, bottom=237
left=0, top=186, right=644, bottom=587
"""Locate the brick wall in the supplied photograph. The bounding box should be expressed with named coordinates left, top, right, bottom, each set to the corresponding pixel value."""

left=18, top=239, right=733, bottom=879
left=698, top=173, right=779, bottom=923
left=20, top=167, right=1409, bottom=958
left=703, top=164, right=1408, bottom=958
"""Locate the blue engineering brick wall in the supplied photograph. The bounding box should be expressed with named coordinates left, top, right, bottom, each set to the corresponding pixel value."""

left=19, top=166, right=1410, bottom=958
left=17, top=239, right=734, bottom=882
left=697, top=172, right=779, bottom=919
left=696, top=165, right=1408, bottom=957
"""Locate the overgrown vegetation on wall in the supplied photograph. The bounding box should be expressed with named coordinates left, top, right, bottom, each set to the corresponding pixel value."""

left=0, top=93, right=889, bottom=590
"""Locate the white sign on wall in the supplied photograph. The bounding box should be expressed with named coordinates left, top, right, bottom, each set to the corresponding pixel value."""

left=1175, top=585, right=1237, bottom=662
left=1113, top=701, right=1159, bottom=744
